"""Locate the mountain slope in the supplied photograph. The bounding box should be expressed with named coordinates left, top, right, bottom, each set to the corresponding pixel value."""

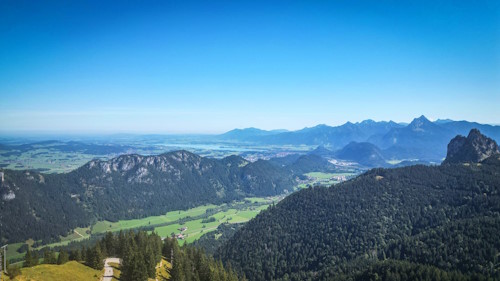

left=0, top=151, right=295, bottom=244
left=335, top=141, right=387, bottom=167
left=217, top=151, right=500, bottom=280
left=286, top=154, right=335, bottom=174
left=308, top=145, right=335, bottom=158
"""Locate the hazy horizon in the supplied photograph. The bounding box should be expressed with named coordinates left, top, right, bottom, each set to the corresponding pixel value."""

left=0, top=115, right=499, bottom=136
left=1, top=1, right=499, bottom=133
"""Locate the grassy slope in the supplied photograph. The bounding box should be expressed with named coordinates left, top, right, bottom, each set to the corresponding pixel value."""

left=92, top=204, right=217, bottom=234
left=152, top=258, right=171, bottom=281
left=154, top=205, right=270, bottom=245
left=1, top=261, right=102, bottom=281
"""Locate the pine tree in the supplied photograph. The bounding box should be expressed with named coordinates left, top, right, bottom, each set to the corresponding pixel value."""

left=69, top=249, right=82, bottom=261
left=80, top=246, right=87, bottom=261
left=23, top=249, right=33, bottom=267
left=32, top=251, right=39, bottom=266
left=92, top=244, right=104, bottom=270
left=104, top=231, right=116, bottom=257
left=145, top=247, right=157, bottom=278
left=85, top=247, right=93, bottom=267
left=122, top=252, right=149, bottom=281
left=43, top=249, right=57, bottom=264
left=57, top=250, right=69, bottom=265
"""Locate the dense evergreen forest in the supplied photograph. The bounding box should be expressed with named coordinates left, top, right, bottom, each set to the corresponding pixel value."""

left=163, top=236, right=242, bottom=281
left=217, top=156, right=500, bottom=280
left=193, top=223, right=245, bottom=255
left=351, top=260, right=491, bottom=281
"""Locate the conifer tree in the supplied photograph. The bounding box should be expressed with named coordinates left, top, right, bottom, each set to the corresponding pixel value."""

left=80, top=246, right=87, bottom=261
left=23, top=249, right=33, bottom=267
left=57, top=250, right=69, bottom=265
left=93, top=244, right=104, bottom=270
left=69, top=249, right=82, bottom=261
left=32, top=251, right=39, bottom=266
left=43, top=249, right=57, bottom=264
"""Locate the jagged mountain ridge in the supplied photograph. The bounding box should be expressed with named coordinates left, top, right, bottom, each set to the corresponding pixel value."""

left=259, top=121, right=403, bottom=149
left=219, top=116, right=500, bottom=161
left=67, top=150, right=298, bottom=220
left=443, top=129, right=500, bottom=164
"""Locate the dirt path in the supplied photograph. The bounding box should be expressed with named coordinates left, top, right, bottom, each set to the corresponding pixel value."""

left=74, top=230, right=84, bottom=238
left=102, top=257, right=121, bottom=281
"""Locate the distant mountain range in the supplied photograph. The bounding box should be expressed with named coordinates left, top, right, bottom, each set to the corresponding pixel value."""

left=219, top=116, right=500, bottom=161
left=218, top=127, right=289, bottom=142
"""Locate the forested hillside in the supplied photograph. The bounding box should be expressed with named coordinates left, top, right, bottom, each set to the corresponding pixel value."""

left=217, top=156, right=500, bottom=280
left=0, top=150, right=296, bottom=244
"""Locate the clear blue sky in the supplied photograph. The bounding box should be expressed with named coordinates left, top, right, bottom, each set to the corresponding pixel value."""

left=1, top=0, right=499, bottom=134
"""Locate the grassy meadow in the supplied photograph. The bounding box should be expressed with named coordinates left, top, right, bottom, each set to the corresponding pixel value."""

left=0, top=261, right=102, bottom=281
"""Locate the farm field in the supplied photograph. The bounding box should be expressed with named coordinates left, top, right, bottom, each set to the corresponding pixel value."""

left=154, top=204, right=270, bottom=245
left=91, top=198, right=276, bottom=239
left=92, top=204, right=218, bottom=234
left=0, top=148, right=100, bottom=173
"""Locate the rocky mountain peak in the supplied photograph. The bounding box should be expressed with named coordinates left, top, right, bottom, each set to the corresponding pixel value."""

left=443, top=129, right=499, bottom=164
left=409, top=115, right=433, bottom=131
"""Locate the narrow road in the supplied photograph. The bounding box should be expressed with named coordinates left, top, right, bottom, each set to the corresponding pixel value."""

left=102, top=257, right=121, bottom=281
left=74, top=230, right=84, bottom=238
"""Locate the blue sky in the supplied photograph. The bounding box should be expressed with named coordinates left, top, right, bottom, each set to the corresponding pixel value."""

left=0, top=0, right=499, bottom=134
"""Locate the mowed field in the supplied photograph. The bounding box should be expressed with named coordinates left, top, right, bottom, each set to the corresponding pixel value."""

left=91, top=198, right=275, bottom=243
left=154, top=205, right=269, bottom=245
left=92, top=204, right=218, bottom=234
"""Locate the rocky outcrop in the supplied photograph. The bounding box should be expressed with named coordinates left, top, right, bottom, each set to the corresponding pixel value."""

left=443, top=129, right=499, bottom=164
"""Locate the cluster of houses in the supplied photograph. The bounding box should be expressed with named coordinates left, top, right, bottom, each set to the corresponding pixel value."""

left=332, top=175, right=347, bottom=182
left=172, top=226, right=188, bottom=240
